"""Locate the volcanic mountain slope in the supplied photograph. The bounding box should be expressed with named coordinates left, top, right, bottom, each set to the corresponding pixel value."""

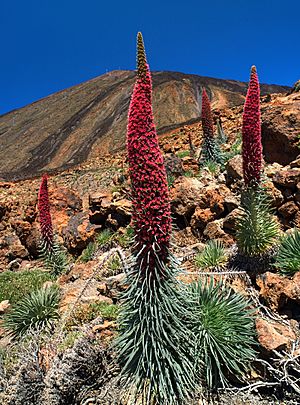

left=0, top=70, right=289, bottom=181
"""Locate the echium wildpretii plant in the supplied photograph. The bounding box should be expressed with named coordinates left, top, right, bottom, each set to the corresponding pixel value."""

left=198, top=88, right=222, bottom=166
left=216, top=118, right=227, bottom=144
left=242, top=66, right=262, bottom=187
left=38, top=174, right=68, bottom=275
left=236, top=66, right=279, bottom=262
left=38, top=174, right=55, bottom=251
left=115, top=33, right=196, bottom=404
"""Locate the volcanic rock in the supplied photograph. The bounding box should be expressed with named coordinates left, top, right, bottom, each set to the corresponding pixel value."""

left=170, top=177, right=204, bottom=218
left=261, top=93, right=300, bottom=165
left=89, top=192, right=131, bottom=228
left=226, top=155, right=243, bottom=185
left=273, top=168, right=300, bottom=190
left=257, top=272, right=300, bottom=311
left=223, top=208, right=241, bottom=233
left=63, top=211, right=98, bottom=254
left=278, top=201, right=299, bottom=219
left=256, top=318, right=296, bottom=352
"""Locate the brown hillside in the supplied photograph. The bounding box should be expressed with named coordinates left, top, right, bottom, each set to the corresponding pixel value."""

left=0, top=70, right=289, bottom=181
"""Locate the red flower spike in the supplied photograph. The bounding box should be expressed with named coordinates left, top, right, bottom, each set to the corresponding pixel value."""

left=242, top=66, right=263, bottom=186
left=38, top=174, right=54, bottom=249
left=127, top=32, right=171, bottom=274
left=201, top=88, right=214, bottom=139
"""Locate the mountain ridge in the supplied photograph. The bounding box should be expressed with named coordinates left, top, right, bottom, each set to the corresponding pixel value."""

left=0, top=70, right=290, bottom=181
left=0, top=69, right=291, bottom=118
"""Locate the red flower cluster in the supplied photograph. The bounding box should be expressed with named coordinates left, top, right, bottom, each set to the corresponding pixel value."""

left=38, top=174, right=54, bottom=249
left=242, top=66, right=263, bottom=186
left=127, top=33, right=171, bottom=272
left=201, top=88, right=214, bottom=139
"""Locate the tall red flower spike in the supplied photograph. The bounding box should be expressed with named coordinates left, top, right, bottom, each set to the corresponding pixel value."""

left=201, top=88, right=214, bottom=139
left=38, top=174, right=54, bottom=249
left=242, top=66, right=263, bottom=186
left=127, top=32, right=171, bottom=274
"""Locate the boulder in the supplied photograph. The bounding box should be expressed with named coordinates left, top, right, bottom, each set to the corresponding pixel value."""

left=89, top=192, right=114, bottom=224
left=181, top=156, right=199, bottom=174
left=4, top=234, right=29, bottom=260
left=257, top=272, right=300, bottom=311
left=273, top=168, right=300, bottom=190
left=50, top=187, right=83, bottom=213
left=257, top=272, right=286, bottom=311
left=203, top=219, right=234, bottom=245
left=11, top=219, right=40, bottom=257
left=256, top=318, right=296, bottom=352
left=171, top=176, right=234, bottom=235
left=63, top=211, right=98, bottom=254
left=263, top=180, right=284, bottom=208
left=89, top=192, right=132, bottom=228
left=200, top=185, right=232, bottom=216
left=224, top=194, right=240, bottom=212
left=278, top=201, right=299, bottom=219
left=7, top=258, right=22, bottom=271
left=170, top=177, right=204, bottom=218
left=293, top=212, right=300, bottom=228
left=223, top=208, right=241, bottom=233
left=97, top=273, right=126, bottom=302
left=0, top=203, right=6, bottom=221
left=171, top=177, right=232, bottom=220
left=294, top=182, right=300, bottom=204
left=264, top=162, right=284, bottom=178
left=58, top=261, right=113, bottom=312
left=191, top=208, right=215, bottom=232
left=225, top=155, right=243, bottom=185
left=50, top=187, right=83, bottom=235
left=261, top=93, right=300, bottom=165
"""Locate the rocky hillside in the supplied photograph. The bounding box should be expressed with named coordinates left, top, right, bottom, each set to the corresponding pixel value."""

left=1, top=90, right=300, bottom=404
left=0, top=70, right=289, bottom=181
left=0, top=91, right=299, bottom=271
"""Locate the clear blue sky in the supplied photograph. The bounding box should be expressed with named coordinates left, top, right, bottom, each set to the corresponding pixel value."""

left=1, top=0, right=299, bottom=115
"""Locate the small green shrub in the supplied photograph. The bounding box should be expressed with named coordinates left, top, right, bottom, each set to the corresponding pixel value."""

left=176, top=150, right=190, bottom=158
left=223, top=133, right=242, bottom=163
left=167, top=173, right=175, bottom=188
left=80, top=242, right=97, bottom=263
left=0, top=344, right=22, bottom=376
left=57, top=331, right=84, bottom=351
left=216, top=119, right=227, bottom=144
left=3, top=285, right=60, bottom=338
left=66, top=302, right=119, bottom=329
left=106, top=256, right=121, bottom=276
left=274, top=229, right=300, bottom=276
left=96, top=229, right=114, bottom=247
left=80, top=229, right=115, bottom=262
left=236, top=188, right=279, bottom=257
left=90, top=302, right=119, bottom=321
left=189, top=278, right=256, bottom=389
left=0, top=269, right=53, bottom=304
left=195, top=240, right=227, bottom=270
left=204, top=160, right=220, bottom=175
left=183, top=170, right=194, bottom=177
left=114, top=226, right=134, bottom=248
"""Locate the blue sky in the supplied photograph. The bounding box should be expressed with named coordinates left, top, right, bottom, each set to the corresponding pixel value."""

left=1, top=0, right=299, bottom=114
